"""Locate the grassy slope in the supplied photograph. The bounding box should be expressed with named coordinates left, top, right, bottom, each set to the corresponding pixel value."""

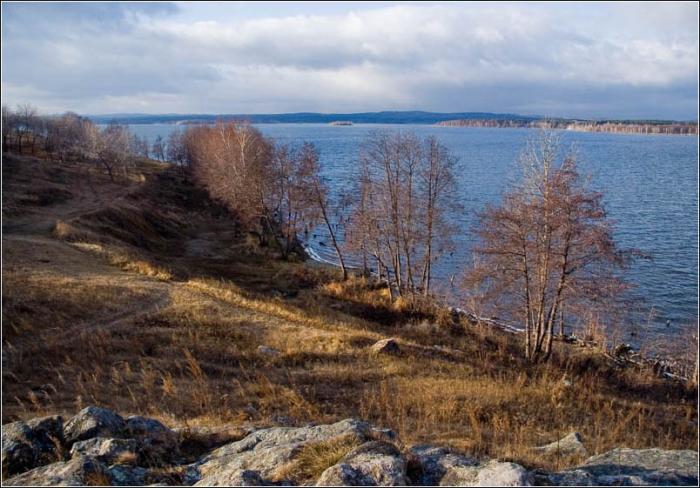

left=2, top=153, right=697, bottom=471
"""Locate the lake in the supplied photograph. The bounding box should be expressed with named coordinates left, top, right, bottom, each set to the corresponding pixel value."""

left=127, top=123, right=699, bottom=341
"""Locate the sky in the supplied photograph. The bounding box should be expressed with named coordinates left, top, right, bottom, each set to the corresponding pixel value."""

left=1, top=1, right=698, bottom=119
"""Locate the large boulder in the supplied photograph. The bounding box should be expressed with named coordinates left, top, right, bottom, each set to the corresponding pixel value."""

left=2, top=455, right=108, bottom=486
left=193, top=468, right=265, bottom=486
left=190, top=419, right=376, bottom=484
left=106, top=464, right=149, bottom=486
left=1, top=415, right=64, bottom=477
left=533, top=432, right=588, bottom=457
left=125, top=415, right=179, bottom=465
left=547, top=448, right=699, bottom=486
left=316, top=441, right=407, bottom=486
left=408, top=445, right=477, bottom=485
left=70, top=437, right=138, bottom=465
left=439, top=459, right=533, bottom=486
left=63, top=406, right=125, bottom=445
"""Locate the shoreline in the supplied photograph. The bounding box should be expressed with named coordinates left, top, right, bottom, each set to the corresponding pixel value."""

left=302, top=242, right=693, bottom=383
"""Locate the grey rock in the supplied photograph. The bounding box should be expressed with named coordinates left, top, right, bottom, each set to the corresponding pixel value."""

left=194, top=468, right=265, bottom=486
left=125, top=416, right=173, bottom=440
left=408, top=445, right=477, bottom=485
left=370, top=338, right=400, bottom=355
left=3, top=455, right=108, bottom=486
left=107, top=464, right=149, bottom=486
left=125, top=415, right=179, bottom=465
left=63, top=406, right=125, bottom=445
left=440, top=459, right=533, bottom=486
left=316, top=463, right=376, bottom=486
left=70, top=437, right=137, bottom=465
left=2, top=415, right=64, bottom=477
left=549, top=448, right=699, bottom=486
left=370, top=427, right=397, bottom=442
left=326, top=441, right=407, bottom=486
left=257, top=345, right=281, bottom=357
left=533, top=432, right=588, bottom=457
left=190, top=419, right=374, bottom=483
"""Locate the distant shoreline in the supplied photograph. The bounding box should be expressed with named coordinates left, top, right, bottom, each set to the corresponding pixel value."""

left=88, top=111, right=698, bottom=130
left=435, top=119, right=698, bottom=136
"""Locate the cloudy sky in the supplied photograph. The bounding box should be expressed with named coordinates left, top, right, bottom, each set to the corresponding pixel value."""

left=1, top=1, right=698, bottom=119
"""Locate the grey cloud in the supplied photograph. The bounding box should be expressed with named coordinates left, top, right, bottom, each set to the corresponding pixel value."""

left=1, top=3, right=697, bottom=118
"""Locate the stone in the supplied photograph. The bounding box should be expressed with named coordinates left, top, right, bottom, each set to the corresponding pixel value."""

left=408, top=445, right=477, bottom=485
left=189, top=419, right=374, bottom=483
left=70, top=437, right=138, bottom=465
left=194, top=468, right=266, bottom=486
left=2, top=455, right=108, bottom=486
left=63, top=406, right=125, bottom=445
left=439, top=459, right=533, bottom=486
left=2, top=415, right=64, bottom=477
left=328, top=440, right=408, bottom=486
left=257, top=345, right=281, bottom=357
left=370, top=338, right=400, bottom=355
left=106, top=464, right=149, bottom=486
left=316, top=463, right=376, bottom=486
left=533, top=432, right=588, bottom=457
left=548, top=448, right=699, bottom=486
left=125, top=415, right=179, bottom=464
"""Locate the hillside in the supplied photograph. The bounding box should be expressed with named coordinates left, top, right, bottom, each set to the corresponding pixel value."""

left=2, top=153, right=697, bottom=481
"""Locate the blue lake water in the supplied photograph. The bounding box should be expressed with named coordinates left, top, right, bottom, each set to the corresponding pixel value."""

left=128, top=123, right=699, bottom=340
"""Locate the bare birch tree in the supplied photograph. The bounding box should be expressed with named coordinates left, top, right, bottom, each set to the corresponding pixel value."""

left=466, top=131, right=630, bottom=362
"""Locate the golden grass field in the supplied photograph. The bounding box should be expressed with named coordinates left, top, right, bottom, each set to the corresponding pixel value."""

left=2, top=152, right=697, bottom=472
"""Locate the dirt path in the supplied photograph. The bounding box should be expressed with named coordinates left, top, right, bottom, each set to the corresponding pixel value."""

left=3, top=167, right=173, bottom=352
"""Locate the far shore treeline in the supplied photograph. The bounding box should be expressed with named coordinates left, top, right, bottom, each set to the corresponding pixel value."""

left=84, top=110, right=699, bottom=135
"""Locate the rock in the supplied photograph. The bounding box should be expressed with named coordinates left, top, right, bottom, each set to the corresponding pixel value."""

left=63, top=406, right=125, bottom=445
left=440, top=459, right=533, bottom=486
left=614, top=343, right=634, bottom=357
left=70, top=437, right=138, bottom=465
left=533, top=432, right=587, bottom=457
left=327, top=441, right=408, bottom=486
left=125, top=416, right=179, bottom=465
left=194, top=468, right=265, bottom=486
left=548, top=448, right=699, bottom=486
left=408, top=445, right=477, bottom=485
left=3, top=455, right=108, bottom=486
left=316, top=463, right=376, bottom=486
left=2, top=415, right=64, bottom=477
left=190, top=419, right=375, bottom=483
left=106, top=464, right=149, bottom=485
left=125, top=416, right=173, bottom=440
left=370, top=338, right=400, bottom=355
left=257, top=345, right=281, bottom=357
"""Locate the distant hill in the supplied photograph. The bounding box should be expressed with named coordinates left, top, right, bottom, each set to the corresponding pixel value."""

left=88, top=111, right=537, bottom=125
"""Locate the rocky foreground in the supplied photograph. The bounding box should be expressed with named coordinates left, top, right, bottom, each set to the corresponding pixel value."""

left=2, top=407, right=698, bottom=486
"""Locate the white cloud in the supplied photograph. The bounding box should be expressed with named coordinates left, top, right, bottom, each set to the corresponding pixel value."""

left=1, top=2, right=697, bottom=118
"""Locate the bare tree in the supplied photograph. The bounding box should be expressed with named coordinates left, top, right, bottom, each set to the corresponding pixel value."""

left=418, top=136, right=459, bottom=295
left=300, top=143, right=349, bottom=279
left=16, top=103, right=38, bottom=154
left=2, top=105, right=17, bottom=152
left=131, top=134, right=150, bottom=159
left=152, top=135, right=166, bottom=161
left=187, top=121, right=275, bottom=240
left=465, top=131, right=630, bottom=362
left=347, top=131, right=458, bottom=298
left=98, top=122, right=132, bottom=180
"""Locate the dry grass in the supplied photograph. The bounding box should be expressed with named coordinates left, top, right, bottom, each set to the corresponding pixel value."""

left=83, top=469, right=112, bottom=486
left=2, top=154, right=696, bottom=474
left=272, top=434, right=364, bottom=483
